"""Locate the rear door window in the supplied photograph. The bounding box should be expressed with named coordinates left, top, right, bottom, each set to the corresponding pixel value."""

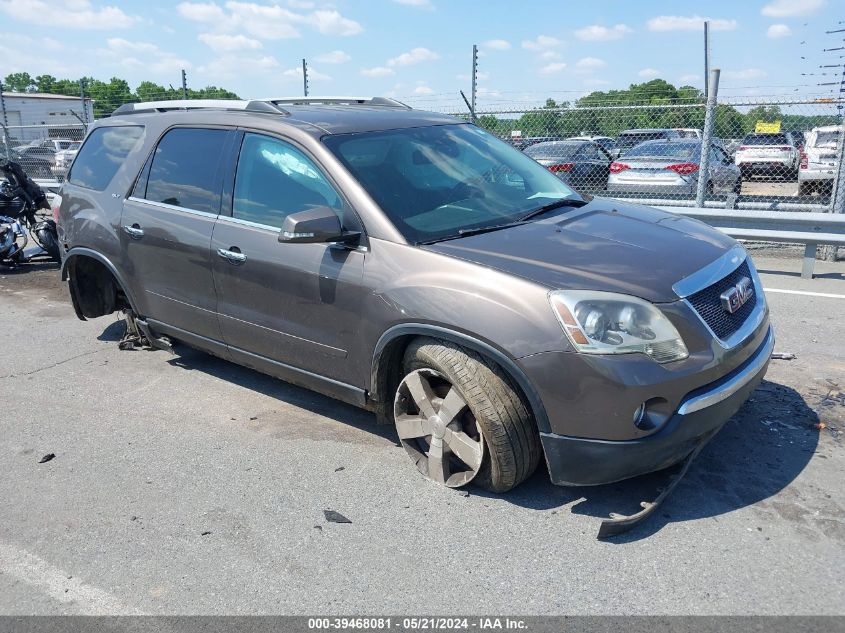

left=68, top=126, right=144, bottom=191
left=144, top=128, right=229, bottom=214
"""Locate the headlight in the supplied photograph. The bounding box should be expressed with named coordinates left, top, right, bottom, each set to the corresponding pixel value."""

left=549, top=290, right=688, bottom=363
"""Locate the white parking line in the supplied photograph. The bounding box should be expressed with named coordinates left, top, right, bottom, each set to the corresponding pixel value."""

left=764, top=288, right=845, bottom=299
left=0, top=541, right=141, bottom=614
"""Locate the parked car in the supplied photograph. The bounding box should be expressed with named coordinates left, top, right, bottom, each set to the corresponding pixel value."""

left=523, top=140, right=612, bottom=191
left=14, top=144, right=57, bottom=166
left=798, top=125, right=841, bottom=196
left=734, top=132, right=799, bottom=181
left=6, top=148, right=55, bottom=180
left=607, top=139, right=740, bottom=198
left=58, top=98, right=772, bottom=495
left=52, top=141, right=82, bottom=179
left=567, top=135, right=616, bottom=155
left=613, top=128, right=681, bottom=158
left=790, top=130, right=805, bottom=151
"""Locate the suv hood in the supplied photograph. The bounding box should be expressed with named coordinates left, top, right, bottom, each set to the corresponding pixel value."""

left=422, top=198, right=736, bottom=303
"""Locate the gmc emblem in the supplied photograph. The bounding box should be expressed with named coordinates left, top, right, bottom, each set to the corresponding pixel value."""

left=720, top=277, right=754, bottom=314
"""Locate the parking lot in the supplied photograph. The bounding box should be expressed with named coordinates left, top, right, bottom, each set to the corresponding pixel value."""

left=0, top=253, right=843, bottom=615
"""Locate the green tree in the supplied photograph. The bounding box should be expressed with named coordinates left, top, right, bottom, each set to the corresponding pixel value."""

left=3, top=72, right=35, bottom=92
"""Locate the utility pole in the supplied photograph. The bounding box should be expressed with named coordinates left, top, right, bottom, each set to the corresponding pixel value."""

left=302, top=59, right=309, bottom=97
left=703, top=21, right=710, bottom=99
left=78, top=79, right=89, bottom=127
left=0, top=82, right=9, bottom=159
left=181, top=69, right=188, bottom=100
left=470, top=44, right=478, bottom=123
left=696, top=68, right=720, bottom=207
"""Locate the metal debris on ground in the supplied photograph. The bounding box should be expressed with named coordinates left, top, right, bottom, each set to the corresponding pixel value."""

left=334, top=466, right=345, bottom=472
left=323, top=510, right=352, bottom=524
left=771, top=352, right=796, bottom=360
left=37, top=453, right=55, bottom=463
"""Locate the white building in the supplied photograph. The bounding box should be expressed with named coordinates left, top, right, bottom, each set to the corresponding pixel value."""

left=0, top=92, right=94, bottom=143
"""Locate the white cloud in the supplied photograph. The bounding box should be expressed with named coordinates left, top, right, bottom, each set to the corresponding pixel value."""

left=0, top=0, right=136, bottom=29
left=575, top=57, right=606, bottom=72
left=539, top=50, right=562, bottom=60
left=287, top=0, right=313, bottom=7
left=574, top=24, right=632, bottom=41
left=539, top=62, right=567, bottom=75
left=638, top=68, right=661, bottom=78
left=177, top=1, right=225, bottom=21
left=767, top=23, right=792, bottom=38
left=315, top=50, right=351, bottom=64
left=680, top=74, right=700, bottom=83
left=387, top=47, right=439, bottom=66
left=393, top=0, right=433, bottom=8
left=178, top=1, right=362, bottom=39
left=361, top=66, right=395, bottom=77
left=724, top=68, right=767, bottom=80
left=105, top=38, right=191, bottom=74
left=762, top=0, right=825, bottom=17
left=198, top=33, right=262, bottom=52
left=647, top=15, right=737, bottom=31
left=413, top=84, right=434, bottom=95
left=309, top=9, right=363, bottom=36
left=522, top=35, right=561, bottom=50
left=584, top=78, right=611, bottom=87
left=483, top=39, right=511, bottom=51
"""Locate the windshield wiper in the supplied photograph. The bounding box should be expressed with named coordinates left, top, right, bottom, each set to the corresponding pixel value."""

left=518, top=196, right=587, bottom=222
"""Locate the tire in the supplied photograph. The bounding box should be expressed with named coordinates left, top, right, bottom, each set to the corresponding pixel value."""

left=733, top=179, right=742, bottom=196
left=798, top=181, right=813, bottom=197
left=396, top=337, right=541, bottom=492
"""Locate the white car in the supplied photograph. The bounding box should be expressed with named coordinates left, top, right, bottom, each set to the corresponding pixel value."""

left=798, top=125, right=842, bottom=195
left=52, top=142, right=82, bottom=179
left=734, top=132, right=799, bottom=181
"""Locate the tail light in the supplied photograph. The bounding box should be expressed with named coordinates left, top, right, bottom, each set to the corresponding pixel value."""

left=738, top=146, right=749, bottom=151
left=51, top=194, right=62, bottom=223
left=548, top=163, right=575, bottom=173
left=609, top=162, right=630, bottom=173
left=800, top=151, right=808, bottom=169
left=666, top=163, right=700, bottom=175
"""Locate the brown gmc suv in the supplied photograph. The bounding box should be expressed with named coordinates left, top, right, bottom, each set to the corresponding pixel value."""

left=57, top=97, right=772, bottom=508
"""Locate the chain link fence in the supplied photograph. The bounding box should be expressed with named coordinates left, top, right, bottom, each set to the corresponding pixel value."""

left=1, top=123, right=86, bottom=183
left=433, top=95, right=845, bottom=213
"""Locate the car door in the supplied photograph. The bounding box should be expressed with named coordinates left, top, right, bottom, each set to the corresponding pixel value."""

left=582, top=143, right=611, bottom=191
left=708, top=145, right=733, bottom=192
left=121, top=126, right=234, bottom=341
left=211, top=131, right=365, bottom=384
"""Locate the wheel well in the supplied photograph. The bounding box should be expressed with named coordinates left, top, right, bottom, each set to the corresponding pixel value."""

left=370, top=331, right=549, bottom=433
left=65, top=255, right=130, bottom=320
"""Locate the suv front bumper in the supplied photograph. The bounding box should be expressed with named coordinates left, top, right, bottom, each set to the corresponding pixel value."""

left=539, top=325, right=774, bottom=486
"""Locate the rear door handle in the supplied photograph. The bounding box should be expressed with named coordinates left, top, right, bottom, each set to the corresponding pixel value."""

left=123, top=224, right=144, bottom=239
left=217, top=247, right=247, bottom=264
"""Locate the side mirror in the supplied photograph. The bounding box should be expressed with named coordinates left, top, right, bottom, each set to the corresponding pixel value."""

left=278, top=206, right=359, bottom=245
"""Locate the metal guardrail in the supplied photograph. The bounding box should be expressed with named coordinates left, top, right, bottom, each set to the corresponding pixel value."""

left=658, top=206, right=845, bottom=279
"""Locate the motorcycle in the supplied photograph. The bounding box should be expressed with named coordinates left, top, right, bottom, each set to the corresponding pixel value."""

left=0, top=160, right=60, bottom=265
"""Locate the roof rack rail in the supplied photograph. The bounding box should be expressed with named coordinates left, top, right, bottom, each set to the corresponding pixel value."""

left=111, top=99, right=286, bottom=116
left=260, top=96, right=412, bottom=109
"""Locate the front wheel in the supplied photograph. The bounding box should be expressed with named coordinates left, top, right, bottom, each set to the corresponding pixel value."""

left=394, top=338, right=542, bottom=492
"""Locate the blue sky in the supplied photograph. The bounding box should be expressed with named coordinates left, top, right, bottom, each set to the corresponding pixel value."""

left=0, top=0, right=840, bottom=108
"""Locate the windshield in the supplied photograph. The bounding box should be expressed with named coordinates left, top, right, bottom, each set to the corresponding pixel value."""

left=618, top=133, right=668, bottom=150
left=624, top=141, right=699, bottom=160
left=323, top=124, right=578, bottom=244
left=742, top=133, right=789, bottom=146
left=524, top=142, right=582, bottom=159
left=814, top=131, right=840, bottom=148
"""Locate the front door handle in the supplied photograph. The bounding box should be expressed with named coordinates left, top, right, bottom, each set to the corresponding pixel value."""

left=123, top=224, right=144, bottom=239
left=217, top=247, right=247, bottom=264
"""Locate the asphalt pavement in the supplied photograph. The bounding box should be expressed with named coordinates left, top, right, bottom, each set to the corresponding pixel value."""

left=0, top=254, right=843, bottom=615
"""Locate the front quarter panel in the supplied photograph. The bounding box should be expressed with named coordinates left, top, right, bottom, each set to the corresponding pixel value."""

left=356, top=238, right=569, bottom=387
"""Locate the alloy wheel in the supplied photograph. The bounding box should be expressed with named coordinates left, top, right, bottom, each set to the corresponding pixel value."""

left=393, top=368, right=484, bottom=487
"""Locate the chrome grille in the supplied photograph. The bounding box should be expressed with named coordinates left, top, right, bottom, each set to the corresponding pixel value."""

left=687, top=260, right=757, bottom=340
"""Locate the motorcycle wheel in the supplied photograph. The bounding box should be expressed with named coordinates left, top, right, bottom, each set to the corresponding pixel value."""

left=35, top=224, right=61, bottom=263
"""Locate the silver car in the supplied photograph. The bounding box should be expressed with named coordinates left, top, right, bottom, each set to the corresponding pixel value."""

left=607, top=139, right=741, bottom=198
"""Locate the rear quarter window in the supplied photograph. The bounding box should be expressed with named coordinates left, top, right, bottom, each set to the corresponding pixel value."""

left=68, top=126, right=145, bottom=191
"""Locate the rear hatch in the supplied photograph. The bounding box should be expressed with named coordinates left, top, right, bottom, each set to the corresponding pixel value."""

left=611, top=158, right=693, bottom=184
left=806, top=130, right=839, bottom=170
